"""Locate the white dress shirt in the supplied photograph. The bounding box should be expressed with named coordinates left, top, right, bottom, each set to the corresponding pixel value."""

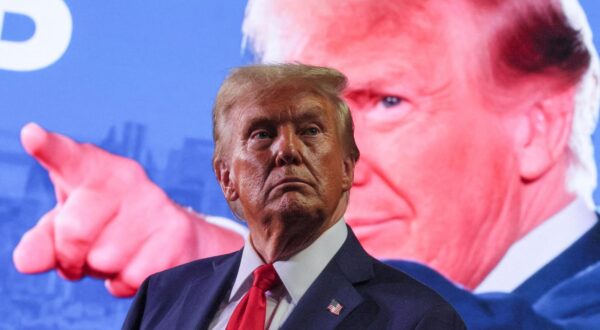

left=209, top=219, right=348, bottom=330
left=475, top=198, right=598, bottom=293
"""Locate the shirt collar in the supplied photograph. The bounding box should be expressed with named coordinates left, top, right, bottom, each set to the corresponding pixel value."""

left=475, top=198, right=598, bottom=293
left=229, top=218, right=348, bottom=303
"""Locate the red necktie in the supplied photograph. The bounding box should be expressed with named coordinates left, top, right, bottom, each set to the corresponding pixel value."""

left=226, top=263, right=281, bottom=330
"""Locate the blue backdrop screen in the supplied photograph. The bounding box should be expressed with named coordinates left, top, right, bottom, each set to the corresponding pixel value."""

left=1, top=0, right=600, bottom=328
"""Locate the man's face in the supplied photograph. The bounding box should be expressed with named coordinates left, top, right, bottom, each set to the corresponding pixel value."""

left=220, top=86, right=353, bottom=257
left=287, top=5, right=524, bottom=287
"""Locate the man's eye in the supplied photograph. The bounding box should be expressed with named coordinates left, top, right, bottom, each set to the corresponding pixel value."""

left=252, top=131, right=271, bottom=139
left=303, top=127, right=321, bottom=136
left=380, top=95, right=402, bottom=108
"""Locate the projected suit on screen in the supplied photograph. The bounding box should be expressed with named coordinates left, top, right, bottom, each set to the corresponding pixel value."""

left=13, top=0, right=600, bottom=328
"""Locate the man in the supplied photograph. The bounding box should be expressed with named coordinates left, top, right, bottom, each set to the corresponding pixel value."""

left=122, top=63, right=465, bottom=329
left=13, top=0, right=600, bottom=327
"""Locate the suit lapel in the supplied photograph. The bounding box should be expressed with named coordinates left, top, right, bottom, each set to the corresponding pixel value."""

left=281, top=227, right=374, bottom=330
left=176, top=251, right=242, bottom=330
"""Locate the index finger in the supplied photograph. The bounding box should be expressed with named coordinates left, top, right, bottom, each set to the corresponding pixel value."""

left=21, top=122, right=79, bottom=175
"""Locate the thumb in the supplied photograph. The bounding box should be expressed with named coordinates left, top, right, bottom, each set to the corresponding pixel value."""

left=13, top=208, right=58, bottom=274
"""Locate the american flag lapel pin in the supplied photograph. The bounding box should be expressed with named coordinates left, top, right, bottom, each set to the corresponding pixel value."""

left=327, top=299, right=343, bottom=316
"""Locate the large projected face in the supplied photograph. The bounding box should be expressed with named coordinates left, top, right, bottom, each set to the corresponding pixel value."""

left=287, top=4, right=525, bottom=287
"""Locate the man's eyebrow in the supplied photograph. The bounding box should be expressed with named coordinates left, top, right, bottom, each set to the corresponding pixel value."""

left=244, top=116, right=273, bottom=134
left=293, top=110, right=326, bottom=124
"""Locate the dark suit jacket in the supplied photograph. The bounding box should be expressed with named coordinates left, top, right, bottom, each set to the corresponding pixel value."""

left=387, top=221, right=600, bottom=329
left=123, top=228, right=465, bottom=329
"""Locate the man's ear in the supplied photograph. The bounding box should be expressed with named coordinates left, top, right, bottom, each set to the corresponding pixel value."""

left=516, top=87, right=575, bottom=181
left=213, top=158, right=239, bottom=201
left=341, top=156, right=355, bottom=191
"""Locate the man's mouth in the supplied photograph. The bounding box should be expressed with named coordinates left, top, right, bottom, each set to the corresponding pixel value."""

left=270, top=177, right=312, bottom=193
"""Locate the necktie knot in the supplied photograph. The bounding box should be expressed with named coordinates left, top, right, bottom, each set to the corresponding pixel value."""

left=226, top=263, right=281, bottom=330
left=252, top=263, right=280, bottom=291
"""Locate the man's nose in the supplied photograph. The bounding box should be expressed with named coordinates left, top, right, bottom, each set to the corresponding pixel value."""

left=274, top=128, right=302, bottom=166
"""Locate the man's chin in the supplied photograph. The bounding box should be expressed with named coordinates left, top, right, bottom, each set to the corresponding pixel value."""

left=350, top=219, right=411, bottom=258
left=278, top=205, right=321, bottom=222
left=351, top=222, right=486, bottom=288
left=266, top=196, right=323, bottom=222
left=271, top=192, right=307, bottom=209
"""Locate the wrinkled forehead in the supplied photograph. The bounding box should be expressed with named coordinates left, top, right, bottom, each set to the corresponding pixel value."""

left=234, top=80, right=332, bottom=107
left=245, top=0, right=474, bottom=62
left=226, top=84, right=336, bottom=124
left=289, top=1, right=433, bottom=50
left=255, top=86, right=332, bottom=112
left=244, top=0, right=480, bottom=90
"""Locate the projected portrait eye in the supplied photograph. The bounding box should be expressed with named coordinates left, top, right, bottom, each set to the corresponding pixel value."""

left=343, top=89, right=413, bottom=127
left=364, top=93, right=413, bottom=128
left=380, top=95, right=402, bottom=108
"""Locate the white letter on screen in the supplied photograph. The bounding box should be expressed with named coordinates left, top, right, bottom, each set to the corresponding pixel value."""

left=0, top=0, right=72, bottom=71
